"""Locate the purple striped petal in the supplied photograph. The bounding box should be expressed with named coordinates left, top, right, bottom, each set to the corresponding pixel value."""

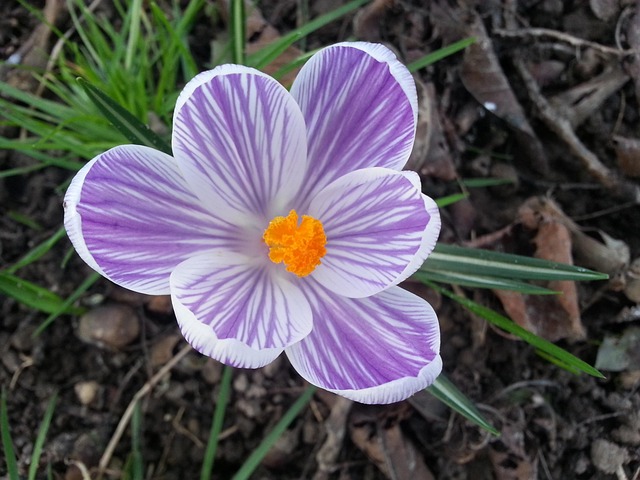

left=64, top=145, right=237, bottom=295
left=286, top=283, right=441, bottom=404
left=307, top=168, right=440, bottom=298
left=290, top=42, right=417, bottom=204
left=172, top=65, right=308, bottom=224
left=170, top=253, right=313, bottom=368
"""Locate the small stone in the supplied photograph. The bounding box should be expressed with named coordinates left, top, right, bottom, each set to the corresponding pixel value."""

left=149, top=334, right=181, bottom=368
left=74, top=381, right=99, bottom=406
left=201, top=359, right=223, bottom=384
left=619, top=370, right=640, bottom=389
left=10, top=324, right=36, bottom=351
left=77, top=304, right=140, bottom=349
left=233, top=373, right=249, bottom=393
left=146, top=295, right=173, bottom=315
left=591, top=439, right=629, bottom=474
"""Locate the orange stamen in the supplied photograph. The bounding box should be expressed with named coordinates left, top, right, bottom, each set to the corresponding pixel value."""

left=263, top=210, right=327, bottom=277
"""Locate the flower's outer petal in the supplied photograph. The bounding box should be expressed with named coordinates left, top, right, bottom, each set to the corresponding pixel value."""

left=172, top=65, right=308, bottom=224
left=286, top=283, right=441, bottom=404
left=307, top=168, right=440, bottom=298
left=290, top=42, right=417, bottom=202
left=64, top=145, right=238, bottom=295
left=170, top=252, right=313, bottom=368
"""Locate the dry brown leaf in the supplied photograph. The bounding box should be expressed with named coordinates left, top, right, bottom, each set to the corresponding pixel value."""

left=460, top=11, right=549, bottom=175
left=406, top=79, right=457, bottom=180
left=353, top=0, right=393, bottom=42
left=614, top=135, right=640, bottom=178
left=313, top=396, right=353, bottom=480
left=494, top=222, right=586, bottom=342
left=488, top=426, right=538, bottom=480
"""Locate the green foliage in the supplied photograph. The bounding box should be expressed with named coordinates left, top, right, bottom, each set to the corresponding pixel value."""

left=201, top=366, right=234, bottom=480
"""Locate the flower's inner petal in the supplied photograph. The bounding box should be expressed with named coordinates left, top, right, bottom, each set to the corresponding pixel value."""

left=263, top=210, right=327, bottom=277
left=64, top=145, right=238, bottom=295
left=308, top=168, right=440, bottom=298
left=290, top=42, right=417, bottom=203
left=286, top=282, right=441, bottom=404
left=170, top=252, right=313, bottom=368
left=172, top=65, right=308, bottom=224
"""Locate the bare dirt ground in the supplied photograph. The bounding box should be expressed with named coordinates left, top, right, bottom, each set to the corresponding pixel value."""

left=1, top=1, right=640, bottom=479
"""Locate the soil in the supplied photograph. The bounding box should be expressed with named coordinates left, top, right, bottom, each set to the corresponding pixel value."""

left=1, top=1, right=640, bottom=479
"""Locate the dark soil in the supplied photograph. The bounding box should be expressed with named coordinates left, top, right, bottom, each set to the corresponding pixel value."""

left=1, top=1, right=640, bottom=479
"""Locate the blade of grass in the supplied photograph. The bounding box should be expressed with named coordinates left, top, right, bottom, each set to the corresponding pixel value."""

left=245, top=0, right=369, bottom=69
left=424, top=244, right=608, bottom=282
left=407, top=37, right=476, bottom=72
left=0, top=271, right=83, bottom=315
left=413, top=270, right=557, bottom=294
left=200, top=366, right=233, bottom=480
left=230, top=0, right=245, bottom=64
left=77, top=78, right=171, bottom=154
left=435, top=192, right=468, bottom=208
left=129, top=401, right=144, bottom=480
left=33, top=271, right=100, bottom=336
left=426, top=375, right=499, bottom=435
left=8, top=227, right=67, bottom=274
left=1, top=389, right=19, bottom=480
left=428, top=282, right=605, bottom=378
left=28, top=394, right=57, bottom=480
left=124, top=0, right=144, bottom=71
left=232, top=386, right=315, bottom=480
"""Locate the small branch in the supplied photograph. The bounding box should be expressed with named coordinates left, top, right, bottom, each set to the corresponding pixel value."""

left=97, top=344, right=192, bottom=478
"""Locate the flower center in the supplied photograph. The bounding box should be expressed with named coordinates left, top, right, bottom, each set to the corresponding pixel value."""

left=263, top=209, right=327, bottom=277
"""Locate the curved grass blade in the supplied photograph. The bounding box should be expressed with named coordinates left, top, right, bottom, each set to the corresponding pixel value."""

left=424, top=244, right=608, bottom=282
left=201, top=366, right=233, bottom=480
left=407, top=37, right=476, bottom=72
left=0, top=271, right=83, bottom=316
left=426, top=375, right=499, bottom=435
left=7, top=227, right=66, bottom=274
left=428, top=282, right=604, bottom=378
left=28, top=394, right=57, bottom=480
left=1, top=389, right=19, bottom=480
left=246, top=0, right=369, bottom=69
left=232, top=386, right=315, bottom=480
left=77, top=78, right=172, bottom=155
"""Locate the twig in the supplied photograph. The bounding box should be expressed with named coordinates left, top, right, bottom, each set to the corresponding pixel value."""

left=494, top=27, right=637, bottom=57
left=97, top=343, right=192, bottom=478
left=513, top=58, right=640, bottom=203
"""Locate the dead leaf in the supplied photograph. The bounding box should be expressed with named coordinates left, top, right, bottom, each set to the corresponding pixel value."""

left=406, top=80, right=457, bottom=180
left=313, top=396, right=352, bottom=480
left=494, top=222, right=586, bottom=342
left=488, top=426, right=538, bottom=480
left=350, top=405, right=435, bottom=480
left=614, top=135, right=640, bottom=178
left=353, top=0, right=393, bottom=42
left=460, top=11, right=549, bottom=175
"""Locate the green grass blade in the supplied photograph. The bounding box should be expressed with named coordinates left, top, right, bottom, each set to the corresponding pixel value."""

left=245, top=0, right=369, bottom=69
left=125, top=0, right=144, bottom=71
left=424, top=244, right=608, bottom=282
left=460, top=177, right=515, bottom=188
left=407, top=37, right=476, bottom=72
left=230, top=0, right=245, bottom=64
left=8, top=227, right=67, bottom=274
left=33, top=272, right=100, bottom=336
left=232, top=386, right=315, bottom=480
left=1, top=389, right=20, bottom=480
left=413, top=270, right=557, bottom=294
left=28, top=394, right=57, bottom=480
left=77, top=78, right=172, bottom=154
left=130, top=402, right=144, bottom=480
left=426, top=375, right=499, bottom=435
left=428, top=282, right=605, bottom=378
left=0, top=271, right=83, bottom=315
left=200, top=366, right=233, bottom=480
left=435, top=193, right=468, bottom=208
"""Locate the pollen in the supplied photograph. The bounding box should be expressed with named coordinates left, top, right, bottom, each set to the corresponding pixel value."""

left=263, top=210, right=327, bottom=277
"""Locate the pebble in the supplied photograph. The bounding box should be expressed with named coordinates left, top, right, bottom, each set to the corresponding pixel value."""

left=77, top=304, right=140, bottom=349
left=74, top=381, right=99, bottom=406
left=591, top=439, right=629, bottom=474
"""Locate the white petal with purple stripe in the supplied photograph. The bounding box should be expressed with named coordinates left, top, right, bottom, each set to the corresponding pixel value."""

left=64, top=145, right=236, bottom=295
left=172, top=65, right=309, bottom=224
left=290, top=42, right=417, bottom=204
left=286, top=282, right=442, bottom=404
left=170, top=252, right=313, bottom=368
left=308, top=168, right=439, bottom=298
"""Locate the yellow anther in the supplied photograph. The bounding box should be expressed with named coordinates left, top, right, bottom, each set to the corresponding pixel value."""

left=263, top=210, right=327, bottom=277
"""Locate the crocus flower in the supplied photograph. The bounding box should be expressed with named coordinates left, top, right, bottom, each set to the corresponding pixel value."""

left=64, top=42, right=442, bottom=404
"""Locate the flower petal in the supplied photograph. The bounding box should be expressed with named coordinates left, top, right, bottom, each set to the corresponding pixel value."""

left=307, top=168, right=440, bottom=298
left=286, top=283, right=441, bottom=404
left=170, top=252, right=313, bottom=368
left=172, top=65, right=308, bottom=224
left=290, top=42, right=417, bottom=202
left=64, top=145, right=237, bottom=295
